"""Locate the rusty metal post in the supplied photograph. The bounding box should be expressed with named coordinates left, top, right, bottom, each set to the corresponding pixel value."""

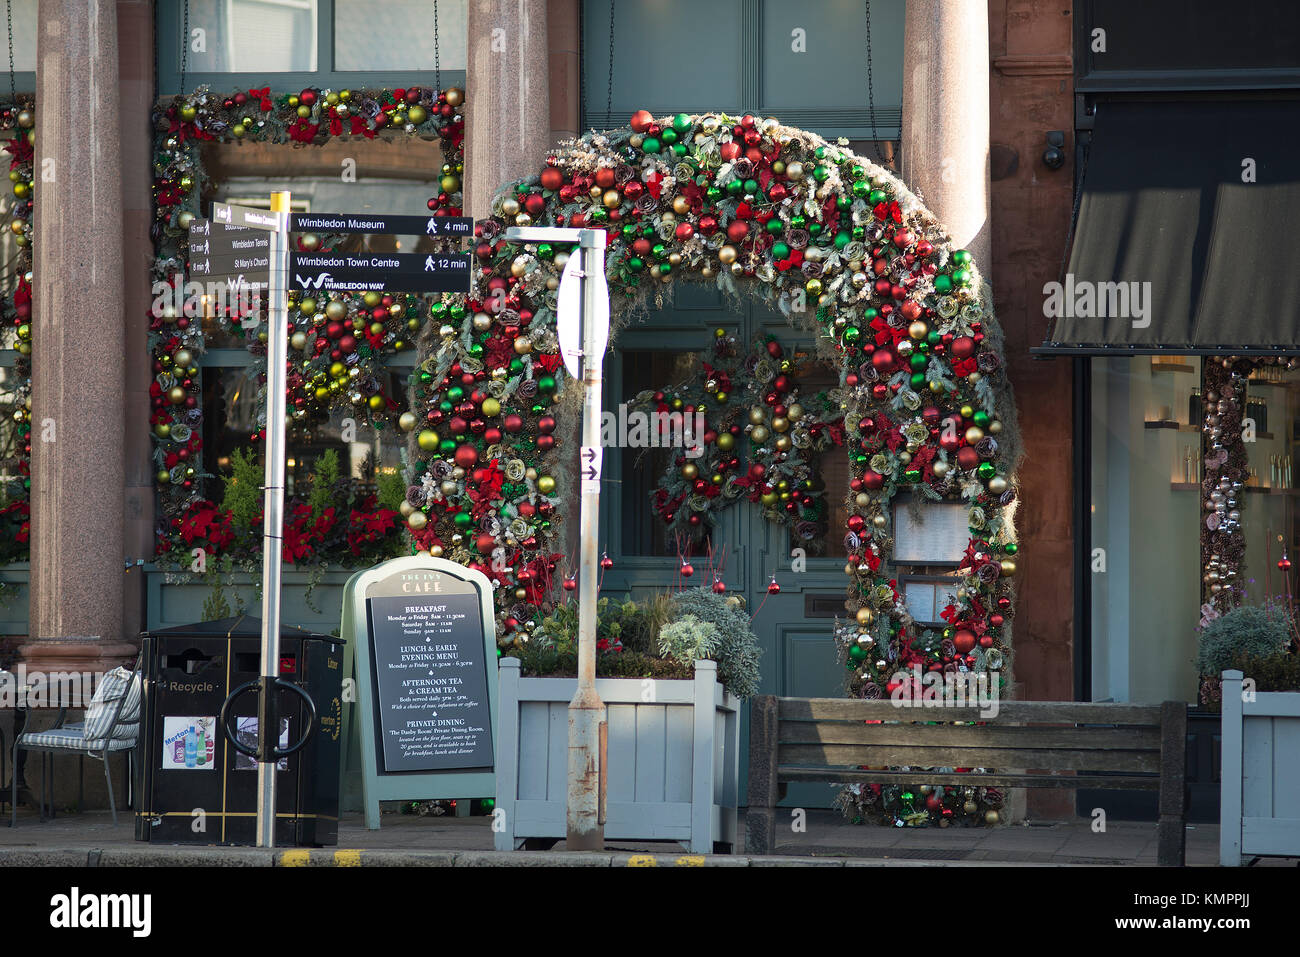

left=567, top=228, right=608, bottom=850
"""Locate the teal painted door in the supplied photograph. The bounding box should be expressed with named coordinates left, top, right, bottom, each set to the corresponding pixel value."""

left=599, top=286, right=848, bottom=808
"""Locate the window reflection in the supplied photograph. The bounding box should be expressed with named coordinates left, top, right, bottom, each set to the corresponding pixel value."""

left=185, top=0, right=319, bottom=73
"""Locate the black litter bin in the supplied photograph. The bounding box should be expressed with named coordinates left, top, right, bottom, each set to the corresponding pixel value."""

left=135, top=615, right=344, bottom=846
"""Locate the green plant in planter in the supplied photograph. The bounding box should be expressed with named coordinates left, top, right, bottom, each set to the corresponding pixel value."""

left=1197, top=600, right=1292, bottom=677
left=1228, top=649, right=1300, bottom=692
left=665, top=588, right=762, bottom=699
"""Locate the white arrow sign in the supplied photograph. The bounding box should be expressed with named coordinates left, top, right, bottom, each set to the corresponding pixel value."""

left=557, top=252, right=610, bottom=380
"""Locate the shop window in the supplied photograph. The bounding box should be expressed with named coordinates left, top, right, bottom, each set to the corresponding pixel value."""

left=156, top=0, right=467, bottom=94
left=0, top=0, right=36, bottom=83
left=1089, top=356, right=1203, bottom=704
left=581, top=0, right=904, bottom=142
left=194, top=136, right=436, bottom=507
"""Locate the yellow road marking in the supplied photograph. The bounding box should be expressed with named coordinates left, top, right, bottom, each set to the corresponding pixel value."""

left=674, top=855, right=705, bottom=866
left=626, top=854, right=658, bottom=867
left=280, top=850, right=309, bottom=867
left=334, top=849, right=362, bottom=867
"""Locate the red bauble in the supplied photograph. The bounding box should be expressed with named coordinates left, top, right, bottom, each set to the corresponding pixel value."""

left=475, top=533, right=497, bottom=555
left=978, top=635, right=994, bottom=649
left=524, top=193, right=546, bottom=216
left=595, top=167, right=617, bottom=189
left=871, top=348, right=897, bottom=373
left=503, top=414, right=524, bottom=433
left=562, top=576, right=577, bottom=591
left=712, top=578, right=726, bottom=594
left=675, top=222, right=695, bottom=241
left=767, top=578, right=781, bottom=594
left=483, top=427, right=502, bottom=446
left=538, top=415, right=556, bottom=434
left=922, top=405, right=941, bottom=424
left=893, top=227, right=912, bottom=248
left=951, top=336, right=976, bottom=360
left=956, top=446, right=980, bottom=471
left=847, top=515, right=867, bottom=533
left=600, top=553, right=614, bottom=570
left=862, top=471, right=885, bottom=490
left=540, top=167, right=564, bottom=191
left=953, top=629, right=977, bottom=655
left=536, top=434, right=556, bottom=451
left=680, top=562, right=694, bottom=578
left=454, top=444, right=479, bottom=469
left=726, top=220, right=749, bottom=243
left=900, top=300, right=922, bottom=322
left=989, top=614, right=1005, bottom=628
left=629, top=110, right=654, bottom=133
left=719, top=141, right=741, bottom=162
left=698, top=215, right=718, bottom=234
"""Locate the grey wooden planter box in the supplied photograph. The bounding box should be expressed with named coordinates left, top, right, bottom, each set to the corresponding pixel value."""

left=1220, top=670, right=1300, bottom=865
left=494, top=658, right=741, bottom=853
left=145, top=567, right=355, bottom=633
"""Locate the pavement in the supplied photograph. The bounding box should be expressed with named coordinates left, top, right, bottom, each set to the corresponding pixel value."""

left=0, top=805, right=1260, bottom=867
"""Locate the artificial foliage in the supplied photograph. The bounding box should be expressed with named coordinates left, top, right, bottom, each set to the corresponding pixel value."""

left=632, top=330, right=844, bottom=552
left=149, top=83, right=465, bottom=548
left=0, top=101, right=35, bottom=561
left=1196, top=599, right=1293, bottom=677
left=519, top=588, right=761, bottom=698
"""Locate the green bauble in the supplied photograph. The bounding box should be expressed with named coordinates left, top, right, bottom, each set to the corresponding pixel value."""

left=933, top=275, right=953, bottom=294
left=771, top=242, right=790, bottom=260
left=671, top=112, right=692, bottom=133
left=972, top=410, right=991, bottom=428
left=977, top=462, right=996, bottom=480
left=952, top=249, right=972, bottom=266
left=842, top=325, right=861, bottom=343
left=641, top=136, right=661, bottom=153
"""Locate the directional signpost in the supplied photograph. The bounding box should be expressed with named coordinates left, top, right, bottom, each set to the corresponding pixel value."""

left=504, top=225, right=610, bottom=851
left=289, top=251, right=472, bottom=294
left=190, top=200, right=474, bottom=849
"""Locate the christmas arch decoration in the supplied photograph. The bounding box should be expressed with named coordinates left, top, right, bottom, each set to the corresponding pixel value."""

left=404, top=110, right=1023, bottom=708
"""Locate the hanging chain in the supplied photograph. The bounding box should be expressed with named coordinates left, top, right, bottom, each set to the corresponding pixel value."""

left=606, top=1, right=615, bottom=123
left=864, top=0, right=885, bottom=163
left=6, top=0, right=14, bottom=104
left=179, top=0, right=190, bottom=95
left=433, top=0, right=441, bottom=91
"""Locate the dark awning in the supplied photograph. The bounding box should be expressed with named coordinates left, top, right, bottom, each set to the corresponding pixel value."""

left=1034, top=98, right=1300, bottom=356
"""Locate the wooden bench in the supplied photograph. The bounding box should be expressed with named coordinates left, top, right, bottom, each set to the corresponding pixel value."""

left=746, top=697, right=1188, bottom=865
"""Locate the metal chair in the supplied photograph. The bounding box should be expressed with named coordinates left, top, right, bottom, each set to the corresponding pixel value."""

left=10, top=655, right=141, bottom=826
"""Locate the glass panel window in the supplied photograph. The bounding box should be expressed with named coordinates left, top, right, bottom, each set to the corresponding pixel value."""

left=783, top=355, right=847, bottom=558
left=1239, top=365, right=1300, bottom=606
left=334, top=0, right=467, bottom=72
left=619, top=349, right=712, bottom=558
left=184, top=0, right=319, bottom=73
left=1090, top=356, right=1203, bottom=704
left=0, top=0, right=36, bottom=73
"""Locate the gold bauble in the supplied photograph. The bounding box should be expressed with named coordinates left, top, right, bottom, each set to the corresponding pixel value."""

left=989, top=420, right=1002, bottom=434
left=771, top=416, right=789, bottom=433
left=167, top=386, right=186, bottom=405
left=399, top=500, right=415, bottom=517
left=407, top=511, right=428, bottom=531
left=985, top=810, right=1000, bottom=825
left=500, top=197, right=521, bottom=217
left=999, top=560, right=1017, bottom=577
left=908, top=320, right=928, bottom=340
left=173, top=349, right=193, bottom=368
left=153, top=423, right=171, bottom=439
left=855, top=492, right=871, bottom=507
left=511, top=255, right=530, bottom=277
left=417, top=429, right=440, bottom=451
left=444, top=87, right=464, bottom=108
left=672, top=196, right=691, bottom=215
left=716, top=433, right=735, bottom=451
left=602, top=189, right=621, bottom=209
left=963, top=801, right=978, bottom=815
left=748, top=407, right=766, bottom=425
left=16, top=109, right=34, bottom=129
left=964, top=426, right=985, bottom=444
left=681, top=463, right=699, bottom=480
left=872, top=514, right=887, bottom=528
left=368, top=395, right=385, bottom=411
left=290, top=332, right=308, bottom=351
left=481, top=397, right=501, bottom=417
left=774, top=436, right=791, bottom=452
left=856, top=607, right=873, bottom=625
left=537, top=476, right=556, bottom=495
left=430, top=545, right=444, bottom=558
left=750, top=425, right=769, bottom=443
left=785, top=161, right=804, bottom=180
left=787, top=403, right=804, bottom=421
left=513, top=336, right=533, bottom=354
left=718, top=245, right=738, bottom=265
left=472, top=311, right=493, bottom=332
left=932, top=461, right=950, bottom=479
left=760, top=492, right=779, bottom=506
left=398, top=411, right=418, bottom=432
left=987, top=476, right=1008, bottom=495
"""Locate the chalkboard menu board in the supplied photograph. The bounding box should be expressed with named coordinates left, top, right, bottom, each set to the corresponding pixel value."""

left=367, top=591, right=494, bottom=772
left=340, top=556, right=500, bottom=829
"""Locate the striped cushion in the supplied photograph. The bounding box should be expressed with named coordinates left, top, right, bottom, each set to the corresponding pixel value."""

left=83, top=668, right=141, bottom=749
left=19, top=724, right=135, bottom=753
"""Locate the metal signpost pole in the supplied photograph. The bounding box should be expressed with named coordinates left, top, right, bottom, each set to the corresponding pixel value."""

left=257, top=191, right=292, bottom=848
left=567, top=228, right=608, bottom=850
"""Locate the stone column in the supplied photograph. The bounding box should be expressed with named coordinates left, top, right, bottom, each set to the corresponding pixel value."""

left=900, top=0, right=991, bottom=272
left=24, top=0, right=135, bottom=676
left=464, top=0, right=551, bottom=220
